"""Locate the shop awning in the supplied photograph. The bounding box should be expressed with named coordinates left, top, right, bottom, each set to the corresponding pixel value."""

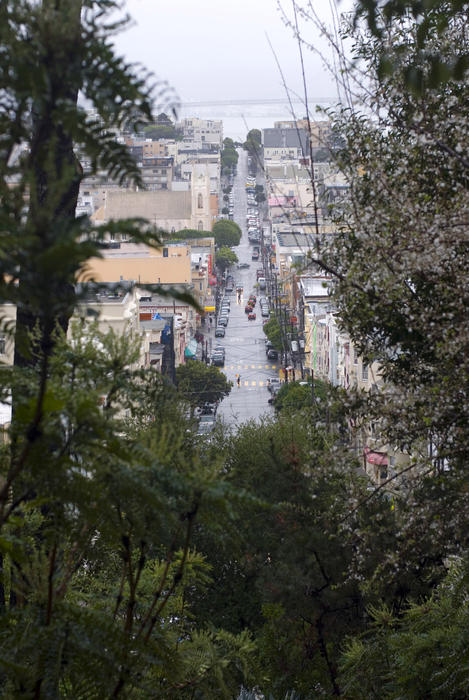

left=364, top=447, right=388, bottom=466
left=184, top=338, right=198, bottom=358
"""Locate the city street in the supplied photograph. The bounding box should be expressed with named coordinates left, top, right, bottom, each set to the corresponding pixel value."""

left=212, top=149, right=277, bottom=425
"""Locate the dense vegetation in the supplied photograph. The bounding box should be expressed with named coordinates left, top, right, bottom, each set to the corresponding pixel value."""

left=212, top=219, right=242, bottom=248
left=215, top=246, right=239, bottom=272
left=221, top=137, right=239, bottom=175
left=0, top=0, right=467, bottom=697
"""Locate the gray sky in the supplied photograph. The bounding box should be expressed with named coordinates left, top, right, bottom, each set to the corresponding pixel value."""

left=115, top=0, right=345, bottom=107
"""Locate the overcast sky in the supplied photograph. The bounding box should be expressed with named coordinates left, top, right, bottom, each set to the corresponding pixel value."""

left=114, top=0, right=349, bottom=108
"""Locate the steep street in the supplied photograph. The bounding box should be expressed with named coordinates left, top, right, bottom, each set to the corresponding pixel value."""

left=211, top=149, right=277, bottom=424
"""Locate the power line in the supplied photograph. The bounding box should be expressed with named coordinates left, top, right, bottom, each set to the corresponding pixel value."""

left=180, top=97, right=336, bottom=109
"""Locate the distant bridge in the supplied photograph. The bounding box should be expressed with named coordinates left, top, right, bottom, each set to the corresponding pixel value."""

left=179, top=97, right=336, bottom=108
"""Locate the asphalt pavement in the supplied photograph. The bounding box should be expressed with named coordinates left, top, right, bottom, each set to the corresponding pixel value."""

left=210, top=149, right=278, bottom=426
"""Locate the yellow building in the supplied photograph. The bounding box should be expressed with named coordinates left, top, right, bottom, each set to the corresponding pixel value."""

left=82, top=243, right=192, bottom=286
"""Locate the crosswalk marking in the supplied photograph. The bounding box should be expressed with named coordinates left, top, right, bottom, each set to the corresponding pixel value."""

left=235, top=380, right=273, bottom=387
left=227, top=364, right=277, bottom=370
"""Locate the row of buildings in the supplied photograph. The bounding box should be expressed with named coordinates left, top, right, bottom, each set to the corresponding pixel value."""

left=1, top=118, right=229, bottom=425
left=259, top=119, right=404, bottom=485
left=3, top=113, right=401, bottom=484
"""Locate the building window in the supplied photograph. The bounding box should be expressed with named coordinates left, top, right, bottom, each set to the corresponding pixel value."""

left=198, top=220, right=203, bottom=230
left=0, top=336, right=5, bottom=355
left=353, top=348, right=358, bottom=365
left=362, top=363, right=368, bottom=381
left=163, top=248, right=168, bottom=257
left=199, top=282, right=202, bottom=291
left=197, top=193, right=203, bottom=209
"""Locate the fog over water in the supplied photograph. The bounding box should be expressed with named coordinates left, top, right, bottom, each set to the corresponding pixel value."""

left=179, top=101, right=336, bottom=142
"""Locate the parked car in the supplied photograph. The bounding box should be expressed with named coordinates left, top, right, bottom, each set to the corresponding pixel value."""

left=261, top=307, right=270, bottom=317
left=218, top=315, right=228, bottom=327
left=211, top=352, right=225, bottom=367
left=215, top=326, right=225, bottom=337
left=197, top=422, right=214, bottom=436
left=267, top=377, right=281, bottom=393
left=201, top=402, right=218, bottom=415
left=238, top=262, right=250, bottom=269
left=267, top=348, right=278, bottom=360
left=245, top=304, right=252, bottom=313
left=251, top=251, right=259, bottom=260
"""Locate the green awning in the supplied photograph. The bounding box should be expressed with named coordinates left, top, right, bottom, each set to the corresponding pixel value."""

left=184, top=338, right=198, bottom=358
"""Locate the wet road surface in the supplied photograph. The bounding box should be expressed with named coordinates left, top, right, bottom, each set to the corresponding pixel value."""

left=209, top=150, right=278, bottom=425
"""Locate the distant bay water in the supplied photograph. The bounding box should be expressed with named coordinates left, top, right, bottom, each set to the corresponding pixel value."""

left=178, top=99, right=335, bottom=142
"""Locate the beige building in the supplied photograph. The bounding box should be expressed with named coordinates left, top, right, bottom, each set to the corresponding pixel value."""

left=74, top=284, right=139, bottom=338
left=82, top=243, right=193, bottom=286
left=302, top=298, right=409, bottom=486
left=177, top=117, right=223, bottom=149
left=92, top=174, right=213, bottom=232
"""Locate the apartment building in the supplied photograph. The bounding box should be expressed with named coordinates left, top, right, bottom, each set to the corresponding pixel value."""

left=262, top=128, right=310, bottom=163
left=177, top=118, right=223, bottom=150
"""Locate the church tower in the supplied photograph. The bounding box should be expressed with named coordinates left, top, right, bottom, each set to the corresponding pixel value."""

left=190, top=164, right=212, bottom=232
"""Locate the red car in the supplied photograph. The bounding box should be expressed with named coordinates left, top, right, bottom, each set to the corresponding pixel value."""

left=245, top=304, right=252, bottom=313
left=248, top=312, right=256, bottom=320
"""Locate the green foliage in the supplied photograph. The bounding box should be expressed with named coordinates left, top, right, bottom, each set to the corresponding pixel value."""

left=353, top=0, right=469, bottom=88
left=176, top=360, right=233, bottom=407
left=0, top=0, right=176, bottom=373
left=215, top=246, right=238, bottom=272
left=193, top=415, right=375, bottom=696
left=254, top=185, right=266, bottom=204
left=325, top=9, right=469, bottom=471
left=243, top=130, right=262, bottom=172
left=221, top=138, right=239, bottom=175
left=141, top=113, right=182, bottom=140
left=340, top=557, right=469, bottom=699
left=212, top=219, right=242, bottom=248
left=169, top=228, right=213, bottom=240
left=0, top=2, right=252, bottom=696
left=0, top=321, right=254, bottom=695
left=243, top=129, right=262, bottom=154
left=263, top=316, right=283, bottom=350
left=141, top=123, right=182, bottom=140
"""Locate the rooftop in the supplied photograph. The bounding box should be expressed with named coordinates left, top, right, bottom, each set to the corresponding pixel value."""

left=276, top=232, right=316, bottom=249
left=263, top=128, right=310, bottom=151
